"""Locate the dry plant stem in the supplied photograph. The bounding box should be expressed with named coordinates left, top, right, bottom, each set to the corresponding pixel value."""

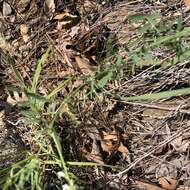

left=111, top=126, right=190, bottom=178
left=117, top=100, right=190, bottom=115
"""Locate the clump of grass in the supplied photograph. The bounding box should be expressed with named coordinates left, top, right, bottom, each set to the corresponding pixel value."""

left=0, top=46, right=77, bottom=190
left=0, top=46, right=115, bottom=190
left=87, top=12, right=190, bottom=100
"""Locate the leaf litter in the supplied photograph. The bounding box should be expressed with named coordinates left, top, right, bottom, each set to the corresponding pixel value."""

left=0, top=0, right=190, bottom=189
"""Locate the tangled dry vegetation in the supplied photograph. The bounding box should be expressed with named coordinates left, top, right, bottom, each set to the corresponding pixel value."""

left=0, top=0, right=190, bottom=189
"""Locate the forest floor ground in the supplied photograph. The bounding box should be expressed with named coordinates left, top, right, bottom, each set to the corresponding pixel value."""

left=0, top=0, right=190, bottom=189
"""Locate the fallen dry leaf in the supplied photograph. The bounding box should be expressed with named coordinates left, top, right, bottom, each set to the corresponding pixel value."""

left=103, top=129, right=118, bottom=141
left=54, top=13, right=78, bottom=20
left=7, top=91, right=28, bottom=106
left=170, top=136, right=189, bottom=153
left=184, top=0, right=190, bottom=7
left=87, top=126, right=101, bottom=141
left=101, top=140, right=115, bottom=154
left=101, top=129, right=118, bottom=154
left=158, top=177, right=177, bottom=190
left=135, top=180, right=165, bottom=190
left=70, top=26, right=80, bottom=38
left=54, top=12, right=79, bottom=29
left=81, top=140, right=103, bottom=164
left=0, top=111, right=5, bottom=127
left=75, top=56, right=92, bottom=75
left=118, top=142, right=129, bottom=153
left=101, top=126, right=129, bottom=155
left=121, top=132, right=129, bottom=140
left=57, top=21, right=71, bottom=30
left=156, top=163, right=178, bottom=181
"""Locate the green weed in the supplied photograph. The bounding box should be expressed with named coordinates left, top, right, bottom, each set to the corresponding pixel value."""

left=120, top=87, right=190, bottom=101
left=1, top=46, right=115, bottom=190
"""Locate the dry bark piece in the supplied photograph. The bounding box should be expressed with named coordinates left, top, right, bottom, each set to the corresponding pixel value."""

left=17, top=0, right=31, bottom=13
left=3, top=1, right=12, bottom=16
left=158, top=177, right=177, bottom=190
left=83, top=0, right=97, bottom=12
left=20, top=24, right=29, bottom=42
left=0, top=111, right=5, bottom=127
left=75, top=56, right=92, bottom=75
left=45, top=0, right=55, bottom=11
left=135, top=180, right=165, bottom=190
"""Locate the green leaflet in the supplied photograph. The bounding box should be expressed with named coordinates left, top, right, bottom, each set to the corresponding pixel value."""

left=121, top=87, right=190, bottom=101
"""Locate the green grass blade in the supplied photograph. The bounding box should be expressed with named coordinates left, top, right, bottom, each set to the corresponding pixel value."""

left=26, top=92, right=48, bottom=102
left=47, top=77, right=74, bottom=99
left=67, top=162, right=116, bottom=168
left=96, top=70, right=113, bottom=89
left=44, top=160, right=118, bottom=169
left=9, top=58, right=26, bottom=89
left=49, top=128, right=75, bottom=189
left=131, top=27, right=190, bottom=56
left=121, top=87, right=190, bottom=101
left=20, top=110, right=39, bottom=117
left=51, top=85, right=83, bottom=124
left=147, top=27, right=190, bottom=49
left=31, top=46, right=52, bottom=93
